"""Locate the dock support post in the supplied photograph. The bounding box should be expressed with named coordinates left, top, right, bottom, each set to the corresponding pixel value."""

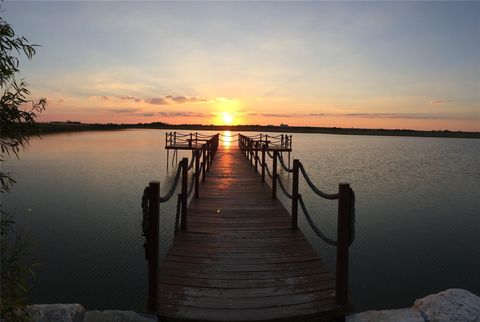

left=147, top=181, right=159, bottom=311
left=202, top=144, right=206, bottom=182
left=206, top=143, right=210, bottom=172
left=194, top=150, right=200, bottom=198
left=291, top=160, right=299, bottom=230
left=336, top=183, right=352, bottom=308
left=250, top=140, right=253, bottom=165
left=272, top=150, right=278, bottom=199
left=254, top=142, right=258, bottom=173
left=261, top=145, right=266, bottom=182
left=181, top=158, right=188, bottom=230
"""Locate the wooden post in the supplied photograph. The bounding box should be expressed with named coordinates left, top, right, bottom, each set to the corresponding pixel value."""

left=336, top=183, right=352, bottom=307
left=249, top=139, right=253, bottom=165
left=206, top=142, right=210, bottom=172
left=174, top=132, right=176, bottom=144
left=254, top=142, right=258, bottom=173
left=291, top=160, right=300, bottom=230
left=202, top=144, right=206, bottom=182
left=194, top=150, right=200, bottom=198
left=272, top=150, right=278, bottom=199
left=147, top=181, right=160, bottom=311
left=261, top=145, right=266, bottom=182
left=181, top=158, right=188, bottom=230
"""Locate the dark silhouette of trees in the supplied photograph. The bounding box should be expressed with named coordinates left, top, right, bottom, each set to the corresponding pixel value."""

left=1, top=4, right=47, bottom=320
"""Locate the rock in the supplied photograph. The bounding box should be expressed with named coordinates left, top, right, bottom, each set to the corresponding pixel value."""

left=84, top=310, right=157, bottom=322
left=414, top=288, right=480, bottom=322
left=27, top=304, right=85, bottom=322
left=347, top=308, right=424, bottom=322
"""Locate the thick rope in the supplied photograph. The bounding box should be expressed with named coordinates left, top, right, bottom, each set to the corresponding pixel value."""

left=266, top=150, right=274, bottom=159
left=265, top=163, right=273, bottom=179
left=299, top=163, right=339, bottom=200
left=173, top=133, right=191, bottom=137
left=278, top=153, right=293, bottom=173
left=277, top=174, right=293, bottom=199
left=159, top=162, right=182, bottom=202
left=197, top=133, right=214, bottom=138
left=187, top=156, right=195, bottom=171
left=298, top=195, right=337, bottom=246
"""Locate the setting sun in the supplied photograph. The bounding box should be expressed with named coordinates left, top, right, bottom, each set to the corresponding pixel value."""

left=222, top=112, right=233, bottom=124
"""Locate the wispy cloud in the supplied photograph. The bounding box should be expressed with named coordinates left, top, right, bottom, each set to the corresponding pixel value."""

left=92, top=95, right=111, bottom=101
left=158, top=111, right=210, bottom=117
left=91, top=94, right=209, bottom=105
left=430, top=99, right=452, bottom=105
left=145, top=97, right=169, bottom=105
left=107, top=108, right=140, bottom=114
left=166, top=95, right=208, bottom=104
left=244, top=112, right=478, bottom=120
left=119, top=95, right=142, bottom=103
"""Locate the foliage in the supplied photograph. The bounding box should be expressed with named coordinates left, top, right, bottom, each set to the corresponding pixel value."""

left=1, top=5, right=46, bottom=320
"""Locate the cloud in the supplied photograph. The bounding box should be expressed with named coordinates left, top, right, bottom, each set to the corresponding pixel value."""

left=430, top=99, right=452, bottom=105
left=107, top=108, right=140, bottom=114
left=119, top=95, right=142, bottom=103
left=145, top=97, right=169, bottom=105
left=244, top=111, right=478, bottom=120
left=343, top=113, right=479, bottom=120
left=57, top=98, right=65, bottom=103
left=89, top=94, right=209, bottom=105
left=92, top=95, right=111, bottom=101
left=158, top=111, right=209, bottom=117
left=166, top=95, right=208, bottom=104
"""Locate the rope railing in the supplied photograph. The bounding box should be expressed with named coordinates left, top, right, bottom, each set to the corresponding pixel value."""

left=265, top=163, right=273, bottom=179
left=278, top=153, right=293, bottom=173
left=238, top=132, right=355, bottom=308
left=158, top=162, right=182, bottom=202
left=276, top=174, right=293, bottom=199
left=141, top=132, right=219, bottom=311
left=298, top=195, right=337, bottom=246
left=298, top=163, right=339, bottom=200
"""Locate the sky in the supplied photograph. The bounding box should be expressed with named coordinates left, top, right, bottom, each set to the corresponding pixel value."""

left=3, top=1, right=480, bottom=131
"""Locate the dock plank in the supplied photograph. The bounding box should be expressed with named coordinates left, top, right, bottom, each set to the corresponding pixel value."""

left=156, top=145, right=347, bottom=321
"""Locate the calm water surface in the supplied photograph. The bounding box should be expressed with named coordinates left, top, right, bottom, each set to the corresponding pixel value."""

left=3, top=129, right=480, bottom=311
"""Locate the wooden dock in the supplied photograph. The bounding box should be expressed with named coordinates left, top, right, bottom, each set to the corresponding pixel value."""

left=142, top=133, right=354, bottom=322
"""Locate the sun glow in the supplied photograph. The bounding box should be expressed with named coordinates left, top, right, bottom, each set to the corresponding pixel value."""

left=222, top=112, right=233, bottom=124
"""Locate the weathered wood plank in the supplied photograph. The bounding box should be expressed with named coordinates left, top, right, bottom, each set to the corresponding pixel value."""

left=156, top=144, right=346, bottom=321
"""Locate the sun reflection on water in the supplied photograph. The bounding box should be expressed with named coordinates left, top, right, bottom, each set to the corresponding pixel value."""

left=222, top=130, right=233, bottom=148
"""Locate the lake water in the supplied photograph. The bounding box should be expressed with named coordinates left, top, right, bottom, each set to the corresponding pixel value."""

left=3, top=129, right=480, bottom=311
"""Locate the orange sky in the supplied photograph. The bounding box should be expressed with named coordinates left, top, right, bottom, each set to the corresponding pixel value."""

left=7, top=1, right=480, bottom=132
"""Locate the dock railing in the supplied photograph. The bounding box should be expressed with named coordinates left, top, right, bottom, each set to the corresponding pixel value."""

left=141, top=133, right=219, bottom=310
left=165, top=131, right=219, bottom=148
left=239, top=133, right=356, bottom=309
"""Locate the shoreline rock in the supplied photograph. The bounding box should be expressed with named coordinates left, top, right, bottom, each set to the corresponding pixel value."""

left=26, top=288, right=480, bottom=322
left=348, top=289, right=480, bottom=322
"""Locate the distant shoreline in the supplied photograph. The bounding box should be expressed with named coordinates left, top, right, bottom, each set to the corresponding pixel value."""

left=30, top=122, right=480, bottom=139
